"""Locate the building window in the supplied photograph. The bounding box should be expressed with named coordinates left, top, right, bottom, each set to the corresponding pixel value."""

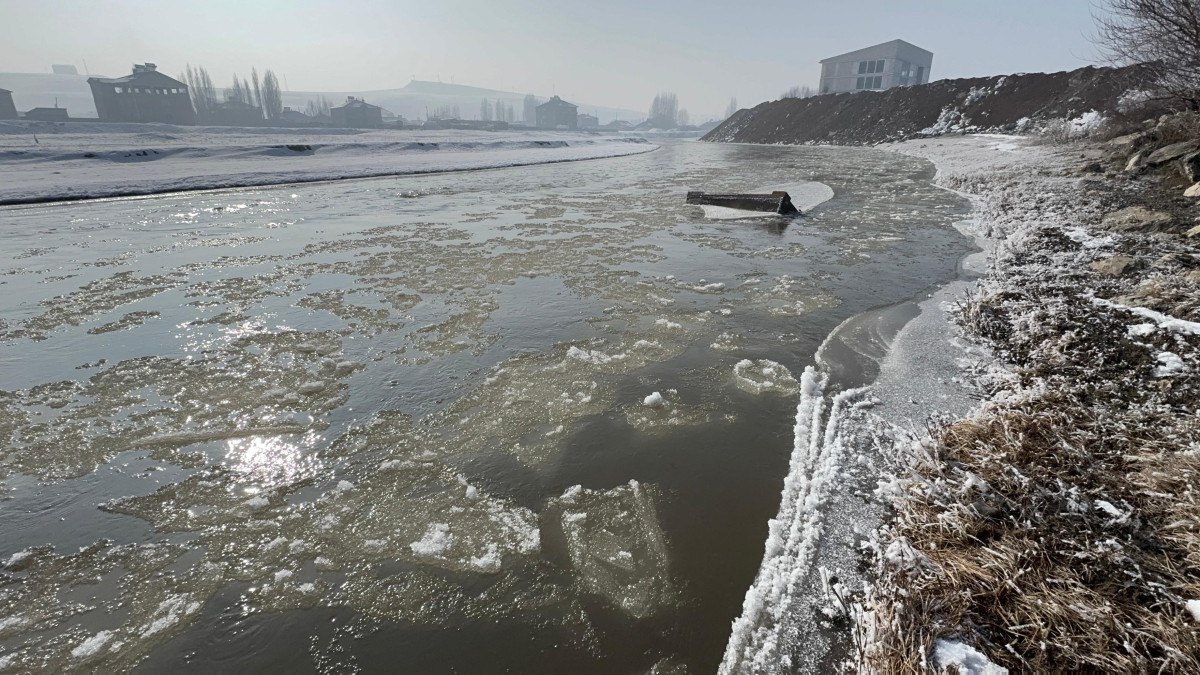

left=916, top=66, right=925, bottom=83
left=856, top=76, right=884, bottom=90
left=858, top=59, right=887, bottom=75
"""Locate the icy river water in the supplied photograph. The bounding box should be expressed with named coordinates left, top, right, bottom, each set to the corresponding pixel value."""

left=0, top=139, right=970, bottom=672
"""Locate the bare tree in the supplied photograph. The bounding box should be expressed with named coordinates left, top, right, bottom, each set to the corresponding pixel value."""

left=261, top=70, right=283, bottom=121
left=227, top=75, right=247, bottom=104
left=1095, top=0, right=1200, bottom=108
left=480, top=98, right=492, bottom=121
left=725, top=97, right=738, bottom=118
left=251, top=68, right=263, bottom=112
left=648, top=92, right=679, bottom=128
left=305, top=95, right=332, bottom=119
left=183, top=64, right=218, bottom=121
left=676, top=108, right=690, bottom=127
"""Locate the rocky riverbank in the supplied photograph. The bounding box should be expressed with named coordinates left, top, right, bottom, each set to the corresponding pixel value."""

left=856, top=116, right=1200, bottom=672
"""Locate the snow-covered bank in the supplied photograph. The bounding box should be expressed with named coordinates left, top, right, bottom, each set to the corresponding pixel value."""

left=0, top=125, right=657, bottom=204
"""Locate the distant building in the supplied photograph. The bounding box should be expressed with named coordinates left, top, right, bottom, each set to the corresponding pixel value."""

left=23, top=107, right=69, bottom=122
left=331, top=96, right=382, bottom=128
left=577, top=113, right=599, bottom=129
left=819, top=40, right=933, bottom=94
left=52, top=64, right=79, bottom=75
left=603, top=119, right=633, bottom=130
left=88, top=63, right=195, bottom=124
left=208, top=99, right=263, bottom=127
left=278, top=107, right=316, bottom=125
left=536, top=95, right=577, bottom=130
left=0, top=89, right=17, bottom=120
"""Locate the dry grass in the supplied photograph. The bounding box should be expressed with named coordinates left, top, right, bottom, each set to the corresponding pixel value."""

left=865, top=387, right=1200, bottom=672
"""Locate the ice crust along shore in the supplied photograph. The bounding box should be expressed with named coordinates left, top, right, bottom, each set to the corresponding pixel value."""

left=720, top=135, right=1034, bottom=673
left=0, top=126, right=657, bottom=203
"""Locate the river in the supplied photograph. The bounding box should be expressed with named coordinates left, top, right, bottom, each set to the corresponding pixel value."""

left=0, top=139, right=971, bottom=672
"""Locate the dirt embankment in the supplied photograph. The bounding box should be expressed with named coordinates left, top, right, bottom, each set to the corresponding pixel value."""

left=703, top=65, right=1145, bottom=145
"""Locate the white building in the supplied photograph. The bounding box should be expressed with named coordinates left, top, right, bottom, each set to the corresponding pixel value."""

left=819, top=40, right=933, bottom=94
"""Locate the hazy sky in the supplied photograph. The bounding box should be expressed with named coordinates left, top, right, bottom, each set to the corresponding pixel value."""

left=4, top=0, right=1107, bottom=118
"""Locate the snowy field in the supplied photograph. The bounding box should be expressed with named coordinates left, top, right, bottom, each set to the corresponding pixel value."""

left=0, top=122, right=657, bottom=204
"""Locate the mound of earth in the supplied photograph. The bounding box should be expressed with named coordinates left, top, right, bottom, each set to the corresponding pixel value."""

left=703, top=65, right=1146, bottom=146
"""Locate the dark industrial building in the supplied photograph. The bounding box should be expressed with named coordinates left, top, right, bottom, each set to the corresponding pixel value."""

left=88, top=63, right=196, bottom=125
left=330, top=97, right=382, bottom=128
left=24, top=107, right=70, bottom=122
left=208, top=99, right=263, bottom=127
left=535, top=95, right=577, bottom=130
left=0, top=89, right=17, bottom=120
left=279, top=107, right=317, bottom=126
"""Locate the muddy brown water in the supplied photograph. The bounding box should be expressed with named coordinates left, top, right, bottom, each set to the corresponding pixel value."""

left=0, top=139, right=971, bottom=673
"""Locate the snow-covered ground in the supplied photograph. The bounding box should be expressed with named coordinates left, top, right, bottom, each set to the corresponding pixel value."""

left=0, top=122, right=657, bottom=203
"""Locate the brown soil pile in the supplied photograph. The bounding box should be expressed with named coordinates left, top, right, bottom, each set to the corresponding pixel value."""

left=703, top=65, right=1146, bottom=146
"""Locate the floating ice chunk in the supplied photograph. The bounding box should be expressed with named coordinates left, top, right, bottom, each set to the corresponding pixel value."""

left=334, top=360, right=361, bottom=374
left=553, top=480, right=671, bottom=618
left=468, top=543, right=502, bottom=572
left=410, top=523, right=453, bottom=557
left=297, top=380, right=327, bottom=395
left=0, top=615, right=29, bottom=633
left=733, top=359, right=800, bottom=396
left=273, top=569, right=293, bottom=583
left=560, top=485, right=583, bottom=503
left=71, top=630, right=114, bottom=659
left=643, top=391, right=667, bottom=408
left=142, top=595, right=202, bottom=637
left=244, top=495, right=269, bottom=509
left=333, top=480, right=354, bottom=493
left=933, top=639, right=1008, bottom=674
left=4, top=549, right=33, bottom=569
left=566, top=346, right=626, bottom=365
left=655, top=318, right=682, bottom=330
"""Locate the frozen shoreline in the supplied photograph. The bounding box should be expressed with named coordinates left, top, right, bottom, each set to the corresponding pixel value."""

left=719, top=134, right=1045, bottom=673
left=0, top=124, right=657, bottom=204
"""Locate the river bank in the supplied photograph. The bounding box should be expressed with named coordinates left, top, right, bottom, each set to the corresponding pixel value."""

left=855, top=131, right=1200, bottom=671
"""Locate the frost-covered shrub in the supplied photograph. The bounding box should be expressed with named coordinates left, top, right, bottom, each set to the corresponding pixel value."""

left=1035, top=110, right=1106, bottom=144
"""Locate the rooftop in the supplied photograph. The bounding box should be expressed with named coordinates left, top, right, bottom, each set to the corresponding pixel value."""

left=88, top=63, right=186, bottom=88
left=820, top=39, right=933, bottom=63
left=335, top=96, right=381, bottom=110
